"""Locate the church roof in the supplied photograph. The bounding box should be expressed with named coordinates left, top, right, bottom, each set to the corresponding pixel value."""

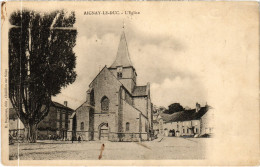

left=110, top=32, right=133, bottom=68
left=132, top=86, right=147, bottom=96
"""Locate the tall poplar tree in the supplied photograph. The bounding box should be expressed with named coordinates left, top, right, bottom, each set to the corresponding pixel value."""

left=9, top=10, right=77, bottom=143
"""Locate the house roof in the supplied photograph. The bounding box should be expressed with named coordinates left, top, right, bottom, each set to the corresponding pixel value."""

left=132, top=86, right=147, bottom=96
left=110, top=32, right=133, bottom=68
left=161, top=106, right=211, bottom=123
left=51, top=101, right=74, bottom=112
left=9, top=101, right=74, bottom=120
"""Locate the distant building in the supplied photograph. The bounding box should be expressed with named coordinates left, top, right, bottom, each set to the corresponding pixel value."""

left=9, top=108, right=25, bottom=138
left=152, top=106, right=167, bottom=136
left=152, top=113, right=159, bottom=135
left=156, top=103, right=214, bottom=137
left=9, top=101, right=74, bottom=140
left=68, top=32, right=153, bottom=142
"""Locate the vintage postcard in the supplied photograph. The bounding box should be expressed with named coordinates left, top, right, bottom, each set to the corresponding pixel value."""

left=1, top=1, right=259, bottom=166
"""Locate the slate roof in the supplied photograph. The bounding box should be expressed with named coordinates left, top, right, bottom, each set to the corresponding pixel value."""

left=132, top=86, right=147, bottom=96
left=9, top=101, right=74, bottom=120
left=161, top=106, right=211, bottom=123
left=51, top=101, right=74, bottom=112
left=110, top=32, right=133, bottom=68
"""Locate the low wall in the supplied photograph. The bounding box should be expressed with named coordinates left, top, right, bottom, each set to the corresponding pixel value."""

left=37, top=130, right=57, bottom=140
left=109, top=132, right=148, bottom=142
left=67, top=131, right=149, bottom=142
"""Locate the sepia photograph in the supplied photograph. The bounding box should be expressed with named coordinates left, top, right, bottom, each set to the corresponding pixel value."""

left=1, top=1, right=259, bottom=166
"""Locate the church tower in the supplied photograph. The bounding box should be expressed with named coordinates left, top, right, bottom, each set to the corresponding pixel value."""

left=108, top=32, right=137, bottom=93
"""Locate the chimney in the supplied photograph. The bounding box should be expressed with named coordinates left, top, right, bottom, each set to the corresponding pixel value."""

left=64, top=101, right=68, bottom=107
left=196, top=102, right=201, bottom=112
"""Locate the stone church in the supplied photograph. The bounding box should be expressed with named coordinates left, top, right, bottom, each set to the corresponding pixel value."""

left=68, top=32, right=153, bottom=141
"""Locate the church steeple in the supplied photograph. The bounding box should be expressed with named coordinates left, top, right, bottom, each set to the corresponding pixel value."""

left=108, top=27, right=137, bottom=93
left=110, top=31, right=133, bottom=68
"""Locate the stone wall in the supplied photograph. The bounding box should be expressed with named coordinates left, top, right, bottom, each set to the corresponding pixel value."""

left=163, top=120, right=201, bottom=136
left=201, top=109, right=214, bottom=135
left=133, top=97, right=147, bottom=117
left=93, top=113, right=117, bottom=140
left=75, top=103, right=90, bottom=140
left=89, top=67, right=121, bottom=116
left=122, top=100, right=140, bottom=133
left=109, top=67, right=136, bottom=92
left=82, top=67, right=151, bottom=142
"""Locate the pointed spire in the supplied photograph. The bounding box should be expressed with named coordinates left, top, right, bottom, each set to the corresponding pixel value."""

left=110, top=30, right=133, bottom=68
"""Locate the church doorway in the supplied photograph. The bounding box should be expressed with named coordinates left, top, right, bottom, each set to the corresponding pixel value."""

left=98, top=123, right=109, bottom=140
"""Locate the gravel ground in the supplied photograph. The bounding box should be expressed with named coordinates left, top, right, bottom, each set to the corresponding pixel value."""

left=9, top=137, right=210, bottom=160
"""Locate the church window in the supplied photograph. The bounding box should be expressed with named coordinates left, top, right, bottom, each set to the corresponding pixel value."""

left=117, top=66, right=123, bottom=79
left=126, top=122, right=130, bottom=131
left=101, top=96, right=109, bottom=112
left=80, top=122, right=84, bottom=130
left=117, top=72, right=122, bottom=79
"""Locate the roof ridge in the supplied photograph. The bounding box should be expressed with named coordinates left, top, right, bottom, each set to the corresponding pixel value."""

left=51, top=101, right=74, bottom=111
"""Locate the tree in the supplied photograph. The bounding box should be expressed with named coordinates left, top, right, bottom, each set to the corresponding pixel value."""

left=9, top=10, right=77, bottom=143
left=164, top=103, right=184, bottom=114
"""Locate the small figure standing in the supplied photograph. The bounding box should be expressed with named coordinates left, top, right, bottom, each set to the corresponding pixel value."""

left=78, top=136, right=81, bottom=143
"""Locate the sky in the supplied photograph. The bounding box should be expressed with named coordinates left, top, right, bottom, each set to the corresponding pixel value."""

left=51, top=2, right=257, bottom=110
left=52, top=11, right=209, bottom=110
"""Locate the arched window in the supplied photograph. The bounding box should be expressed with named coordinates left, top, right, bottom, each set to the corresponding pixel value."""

left=80, top=122, right=84, bottom=130
left=101, top=96, right=109, bottom=112
left=126, top=122, right=130, bottom=131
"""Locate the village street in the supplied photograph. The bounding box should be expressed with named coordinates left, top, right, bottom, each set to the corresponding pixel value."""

left=9, top=137, right=211, bottom=160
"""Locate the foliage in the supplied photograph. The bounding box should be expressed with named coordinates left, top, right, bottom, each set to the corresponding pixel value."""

left=164, top=103, right=184, bottom=114
left=9, top=9, right=77, bottom=142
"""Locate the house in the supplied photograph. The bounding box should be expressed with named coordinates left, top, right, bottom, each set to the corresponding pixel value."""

left=9, top=101, right=74, bottom=140
left=158, top=103, right=214, bottom=137
left=9, top=107, right=25, bottom=138
left=68, top=31, right=153, bottom=142
left=37, top=101, right=74, bottom=140
left=152, top=113, right=159, bottom=135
